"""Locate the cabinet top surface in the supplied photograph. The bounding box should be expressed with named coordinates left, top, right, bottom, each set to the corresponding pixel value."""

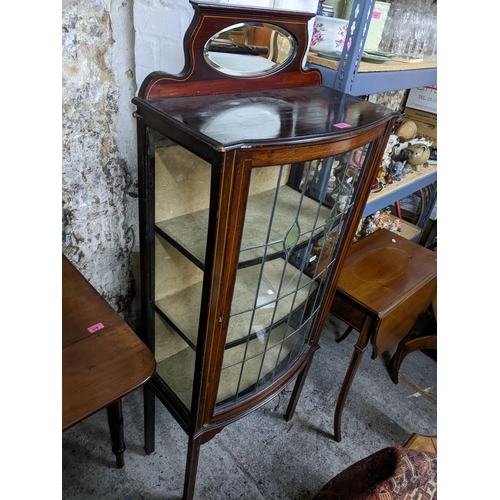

left=134, top=86, right=399, bottom=148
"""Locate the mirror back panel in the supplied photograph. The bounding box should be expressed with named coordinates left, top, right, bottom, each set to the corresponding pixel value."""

left=139, top=0, right=322, bottom=100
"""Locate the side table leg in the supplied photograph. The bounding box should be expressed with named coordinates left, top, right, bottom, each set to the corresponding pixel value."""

left=389, top=335, right=437, bottom=384
left=106, top=400, right=125, bottom=468
left=334, top=322, right=371, bottom=443
left=144, top=383, right=155, bottom=454
left=388, top=310, right=436, bottom=384
left=335, top=325, right=353, bottom=343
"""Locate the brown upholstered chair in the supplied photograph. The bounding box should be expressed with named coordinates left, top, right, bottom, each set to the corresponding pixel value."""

left=313, top=435, right=437, bottom=500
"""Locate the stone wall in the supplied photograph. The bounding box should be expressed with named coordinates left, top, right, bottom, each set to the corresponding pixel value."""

left=62, top=0, right=139, bottom=324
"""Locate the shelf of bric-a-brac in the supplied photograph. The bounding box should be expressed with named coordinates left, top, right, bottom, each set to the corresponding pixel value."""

left=363, top=162, right=437, bottom=219
left=364, top=219, right=421, bottom=242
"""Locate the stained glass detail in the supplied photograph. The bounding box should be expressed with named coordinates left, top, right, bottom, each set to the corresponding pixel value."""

left=325, top=207, right=338, bottom=235
left=284, top=221, right=300, bottom=254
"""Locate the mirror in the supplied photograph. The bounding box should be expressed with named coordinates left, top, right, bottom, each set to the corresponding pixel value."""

left=204, top=22, right=296, bottom=78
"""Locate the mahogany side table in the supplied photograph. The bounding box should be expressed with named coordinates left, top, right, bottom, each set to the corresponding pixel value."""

left=62, top=254, right=156, bottom=467
left=329, top=229, right=437, bottom=442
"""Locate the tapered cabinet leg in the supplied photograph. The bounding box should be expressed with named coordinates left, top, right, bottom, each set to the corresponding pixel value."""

left=183, top=436, right=202, bottom=500
left=144, top=383, right=155, bottom=454
left=333, top=325, right=371, bottom=442
left=284, top=353, right=316, bottom=422
left=106, top=400, right=126, bottom=468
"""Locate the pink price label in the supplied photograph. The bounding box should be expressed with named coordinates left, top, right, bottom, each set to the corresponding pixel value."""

left=333, top=122, right=351, bottom=129
left=372, top=11, right=381, bottom=19
left=88, top=322, right=105, bottom=333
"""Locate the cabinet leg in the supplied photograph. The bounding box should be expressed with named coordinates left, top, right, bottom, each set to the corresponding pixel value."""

left=284, top=352, right=316, bottom=422
left=106, top=400, right=125, bottom=468
left=333, top=325, right=371, bottom=442
left=183, top=436, right=202, bottom=500
left=144, top=383, right=155, bottom=455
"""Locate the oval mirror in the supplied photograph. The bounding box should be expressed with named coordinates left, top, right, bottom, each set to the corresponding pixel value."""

left=204, top=22, right=296, bottom=78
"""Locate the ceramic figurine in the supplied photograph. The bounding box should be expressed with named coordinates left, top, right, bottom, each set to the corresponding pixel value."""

left=376, top=166, right=386, bottom=180
left=395, top=120, right=418, bottom=142
left=336, top=194, right=348, bottom=212
left=392, top=137, right=432, bottom=161
left=399, top=143, right=430, bottom=170
left=373, top=209, right=401, bottom=233
left=360, top=218, right=377, bottom=237
left=391, top=161, right=406, bottom=181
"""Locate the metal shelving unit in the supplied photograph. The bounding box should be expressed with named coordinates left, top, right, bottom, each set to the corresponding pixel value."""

left=306, top=0, right=437, bottom=96
left=306, top=0, right=437, bottom=243
left=307, top=55, right=437, bottom=97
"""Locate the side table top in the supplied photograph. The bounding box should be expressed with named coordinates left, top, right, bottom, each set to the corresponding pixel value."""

left=62, top=254, right=155, bottom=430
left=337, top=229, right=437, bottom=318
left=62, top=255, right=125, bottom=347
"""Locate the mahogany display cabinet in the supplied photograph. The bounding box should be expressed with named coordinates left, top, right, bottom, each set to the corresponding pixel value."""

left=132, top=2, right=399, bottom=498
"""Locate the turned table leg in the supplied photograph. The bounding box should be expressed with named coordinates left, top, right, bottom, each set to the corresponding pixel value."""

left=106, top=400, right=126, bottom=468
left=144, top=382, right=156, bottom=454
left=333, top=320, right=372, bottom=442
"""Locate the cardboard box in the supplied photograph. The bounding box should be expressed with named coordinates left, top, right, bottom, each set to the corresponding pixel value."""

left=403, top=107, right=437, bottom=146
left=405, top=86, right=437, bottom=114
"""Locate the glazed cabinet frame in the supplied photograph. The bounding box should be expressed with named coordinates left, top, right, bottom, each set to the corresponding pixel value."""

left=133, top=2, right=399, bottom=499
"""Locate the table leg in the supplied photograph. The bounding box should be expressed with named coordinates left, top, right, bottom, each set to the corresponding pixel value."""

left=106, top=400, right=125, bottom=468
left=333, top=320, right=371, bottom=442
left=144, top=383, right=156, bottom=454
left=389, top=335, right=437, bottom=384
left=335, top=325, right=353, bottom=343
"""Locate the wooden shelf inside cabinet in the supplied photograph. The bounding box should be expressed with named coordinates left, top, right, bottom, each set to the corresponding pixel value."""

left=155, top=184, right=332, bottom=269
left=154, top=247, right=319, bottom=353
left=362, top=163, right=437, bottom=218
